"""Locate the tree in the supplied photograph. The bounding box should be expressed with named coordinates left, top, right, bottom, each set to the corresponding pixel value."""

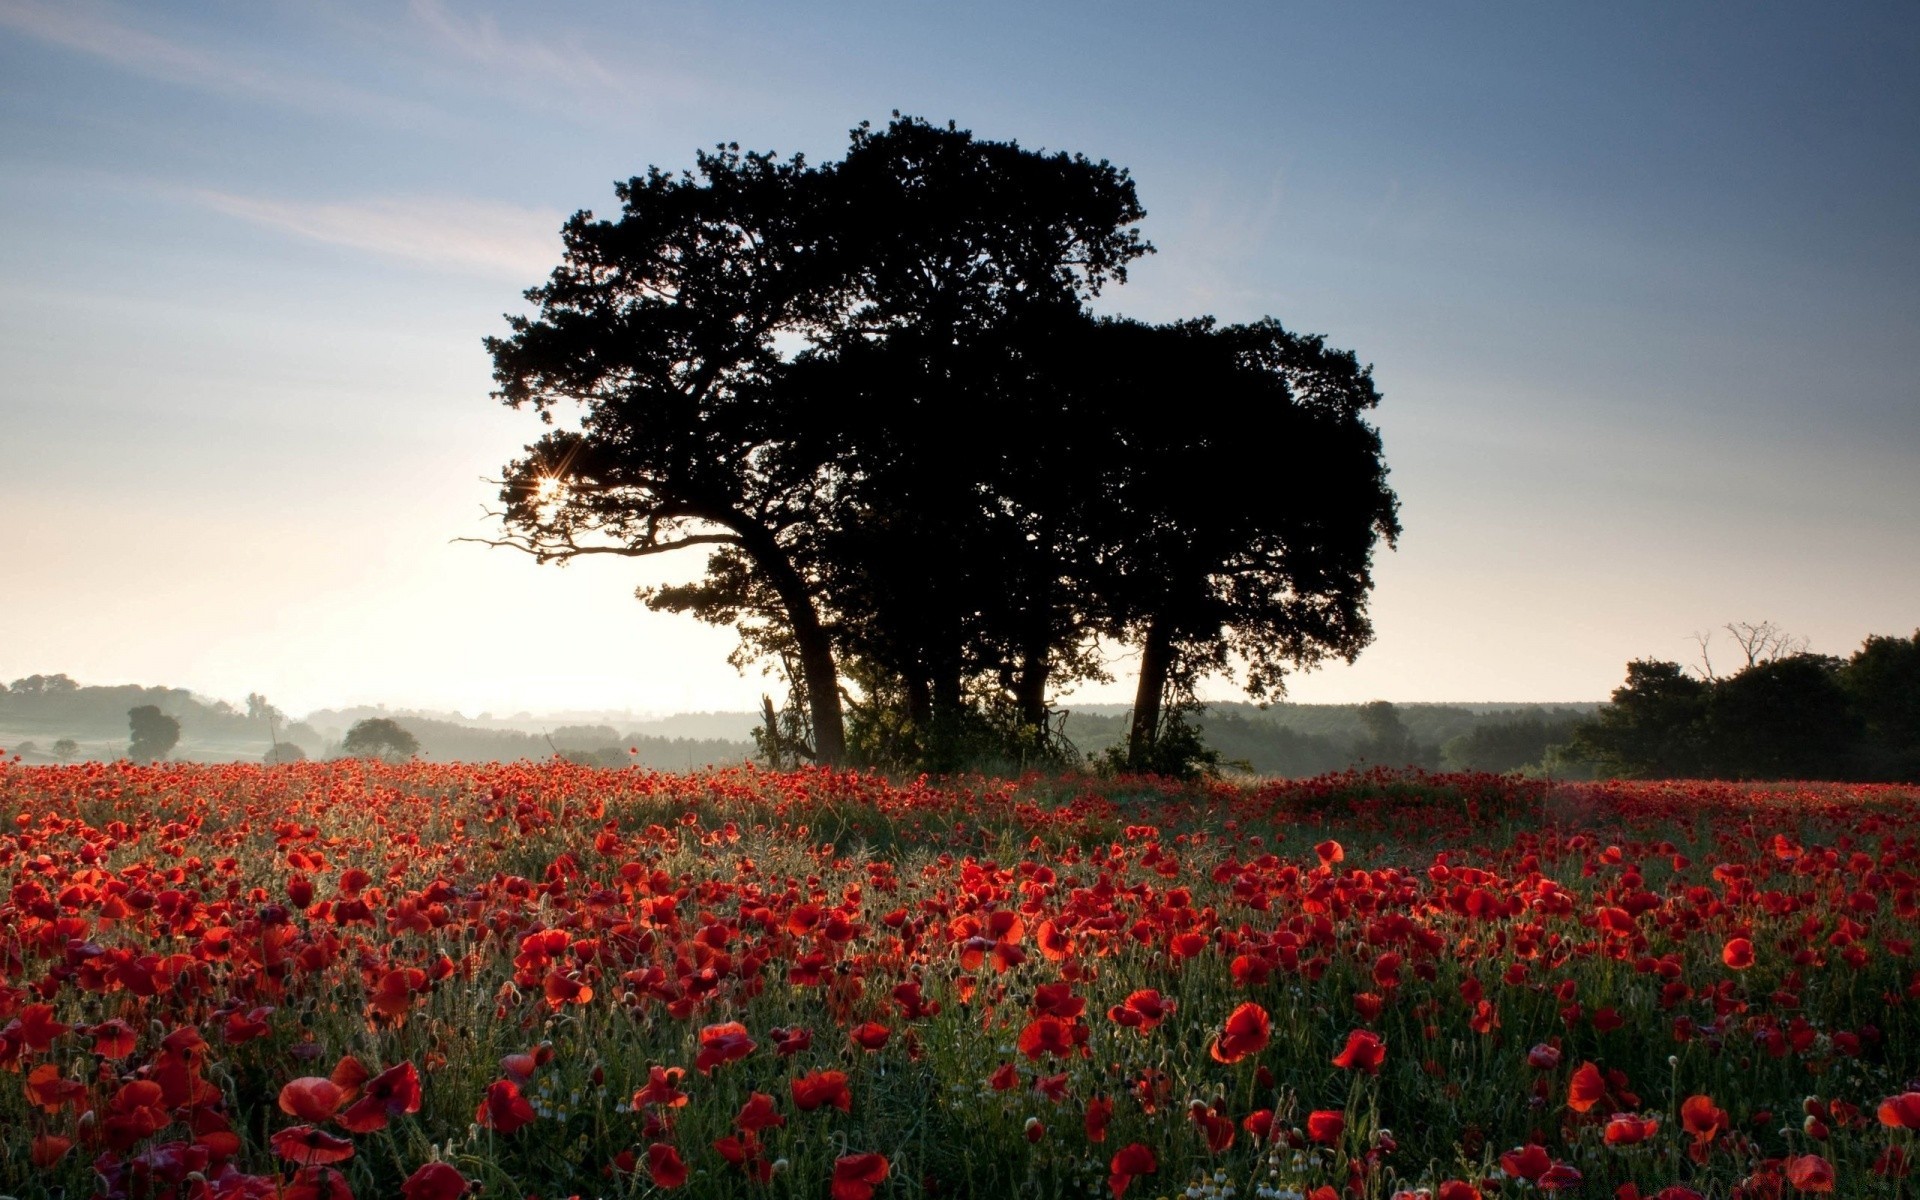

left=51, top=737, right=79, bottom=762
left=1567, top=660, right=1711, bottom=779
left=1842, top=630, right=1920, bottom=780
left=1705, top=653, right=1854, bottom=780
left=1691, top=620, right=1808, bottom=681
left=481, top=116, right=1149, bottom=767
left=1091, top=319, right=1399, bottom=769
left=127, top=705, right=180, bottom=763
left=341, top=718, right=420, bottom=761
left=264, top=743, right=307, bottom=765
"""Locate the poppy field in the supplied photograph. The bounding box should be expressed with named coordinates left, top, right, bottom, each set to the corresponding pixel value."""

left=3, top=761, right=1919, bottom=1200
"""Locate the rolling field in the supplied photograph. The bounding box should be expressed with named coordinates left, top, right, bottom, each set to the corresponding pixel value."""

left=3, top=760, right=1918, bottom=1199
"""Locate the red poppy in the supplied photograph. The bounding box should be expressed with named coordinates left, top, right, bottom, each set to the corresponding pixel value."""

left=831, top=1152, right=891, bottom=1200
left=401, top=1162, right=469, bottom=1200
left=647, top=1143, right=688, bottom=1190
left=339, top=1062, right=421, bottom=1133
left=792, top=1069, right=852, bottom=1112
left=1332, top=1028, right=1386, bottom=1074
left=278, top=1076, right=347, bottom=1122
left=850, top=1021, right=892, bottom=1050
left=1880, top=1092, right=1920, bottom=1130
left=1017, top=1016, right=1083, bottom=1060
left=271, top=1125, right=356, bottom=1166
left=1107, top=989, right=1175, bottom=1031
left=1604, top=1114, right=1660, bottom=1145
left=1305, top=1109, right=1344, bottom=1144
left=1209, top=1002, right=1271, bottom=1064
left=634, top=1065, right=690, bottom=1109
left=1565, top=1062, right=1605, bottom=1113
left=30, top=1133, right=73, bottom=1168
left=1681, top=1094, right=1728, bottom=1146
left=476, top=1079, right=537, bottom=1135
left=1085, top=1095, right=1113, bottom=1143
left=1108, top=1143, right=1157, bottom=1198
left=770, top=1025, right=813, bottom=1056
left=735, top=1091, right=785, bottom=1133
left=1722, top=937, right=1755, bottom=970
left=695, top=1022, right=756, bottom=1074
left=1786, top=1153, right=1835, bottom=1192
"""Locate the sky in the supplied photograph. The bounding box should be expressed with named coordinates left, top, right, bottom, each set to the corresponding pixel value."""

left=2, top=0, right=1916, bottom=718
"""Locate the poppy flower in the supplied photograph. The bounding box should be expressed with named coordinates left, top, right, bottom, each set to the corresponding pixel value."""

left=850, top=1021, right=892, bottom=1050
left=476, top=1079, right=537, bottom=1135
left=30, top=1133, right=73, bottom=1168
left=695, top=1022, right=756, bottom=1074
left=1681, top=1094, right=1728, bottom=1146
left=339, top=1062, right=421, bottom=1133
left=792, top=1069, right=852, bottom=1113
left=1565, top=1062, right=1605, bottom=1113
left=1209, top=1002, right=1271, bottom=1064
left=1604, top=1114, right=1660, bottom=1145
left=1879, top=1092, right=1920, bottom=1130
left=1017, top=1016, right=1082, bottom=1060
left=1305, top=1109, right=1345, bottom=1144
left=634, top=1065, right=690, bottom=1110
left=831, top=1152, right=890, bottom=1200
left=1085, top=1095, right=1113, bottom=1143
left=1107, top=989, right=1175, bottom=1031
left=271, top=1125, right=356, bottom=1166
left=401, top=1162, right=470, bottom=1200
left=735, top=1091, right=785, bottom=1133
left=24, top=1063, right=87, bottom=1113
left=1786, top=1153, right=1835, bottom=1192
left=647, top=1143, right=688, bottom=1190
left=1332, top=1028, right=1386, bottom=1074
left=1108, top=1143, right=1157, bottom=1198
left=283, top=1166, right=354, bottom=1200
left=1722, top=938, right=1755, bottom=970
left=770, top=1026, right=813, bottom=1056
left=89, top=1018, right=139, bottom=1059
left=279, top=1076, right=347, bottom=1122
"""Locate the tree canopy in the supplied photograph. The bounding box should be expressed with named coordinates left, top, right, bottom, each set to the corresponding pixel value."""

left=483, top=115, right=1399, bottom=771
left=341, top=718, right=420, bottom=761
left=127, top=706, right=179, bottom=763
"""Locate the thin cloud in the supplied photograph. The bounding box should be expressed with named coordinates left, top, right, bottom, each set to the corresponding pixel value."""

left=407, top=0, right=631, bottom=100
left=0, top=0, right=426, bottom=121
left=196, top=191, right=564, bottom=280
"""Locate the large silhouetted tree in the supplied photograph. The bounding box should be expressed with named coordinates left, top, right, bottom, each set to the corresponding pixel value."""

left=1087, top=318, right=1400, bottom=768
left=483, top=116, right=1149, bottom=766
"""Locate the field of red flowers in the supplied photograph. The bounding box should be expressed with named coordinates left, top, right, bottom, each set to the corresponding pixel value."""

left=3, top=760, right=1919, bottom=1200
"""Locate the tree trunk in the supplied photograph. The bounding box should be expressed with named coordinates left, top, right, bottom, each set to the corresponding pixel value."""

left=735, top=526, right=847, bottom=766
left=1015, top=642, right=1050, bottom=729
left=1128, top=616, right=1173, bottom=767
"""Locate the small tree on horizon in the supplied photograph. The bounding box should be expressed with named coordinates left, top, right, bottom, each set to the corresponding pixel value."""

left=341, top=718, right=420, bottom=761
left=128, top=706, right=180, bottom=763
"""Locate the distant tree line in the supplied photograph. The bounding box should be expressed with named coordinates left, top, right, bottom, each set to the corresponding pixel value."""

left=1566, top=628, right=1920, bottom=782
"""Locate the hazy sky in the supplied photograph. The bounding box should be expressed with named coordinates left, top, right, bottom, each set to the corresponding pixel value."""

left=3, top=1, right=1916, bottom=717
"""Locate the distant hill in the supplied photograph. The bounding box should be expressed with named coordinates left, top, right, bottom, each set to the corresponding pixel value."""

left=2, top=672, right=1599, bottom=775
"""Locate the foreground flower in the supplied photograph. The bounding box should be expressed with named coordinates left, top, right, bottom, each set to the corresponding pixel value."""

left=1786, top=1154, right=1835, bottom=1192
left=832, top=1152, right=890, bottom=1200
left=401, top=1162, right=469, bottom=1200
left=792, top=1069, right=852, bottom=1112
left=1880, top=1092, right=1920, bottom=1130
left=476, top=1079, right=537, bottom=1135
left=340, top=1061, right=421, bottom=1133
left=696, top=1022, right=757, bottom=1074
left=1306, top=1109, right=1345, bottom=1144
left=271, top=1125, right=356, bottom=1166
left=647, top=1143, right=688, bottom=1190
left=1209, top=1002, right=1271, bottom=1064
left=1333, top=1028, right=1386, bottom=1074
left=1109, top=1143, right=1157, bottom=1197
